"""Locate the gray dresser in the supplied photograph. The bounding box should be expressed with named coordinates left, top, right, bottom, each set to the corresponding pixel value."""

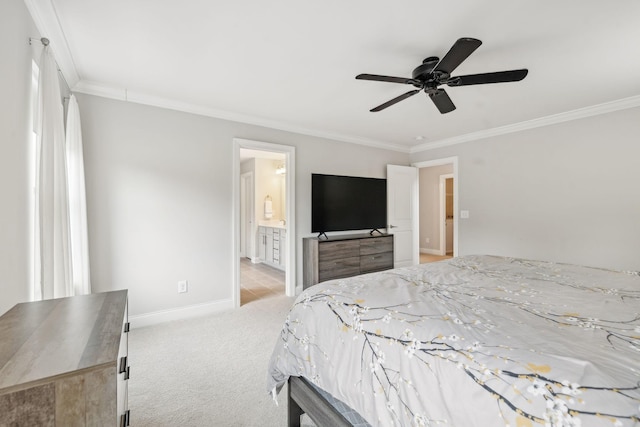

left=0, top=290, right=130, bottom=426
left=303, top=234, right=394, bottom=289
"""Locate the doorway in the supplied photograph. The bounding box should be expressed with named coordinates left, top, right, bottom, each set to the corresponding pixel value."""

left=413, top=157, right=458, bottom=263
left=440, top=174, right=454, bottom=256
left=232, top=139, right=296, bottom=308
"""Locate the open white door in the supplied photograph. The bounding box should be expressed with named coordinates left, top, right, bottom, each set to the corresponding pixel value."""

left=387, top=165, right=418, bottom=267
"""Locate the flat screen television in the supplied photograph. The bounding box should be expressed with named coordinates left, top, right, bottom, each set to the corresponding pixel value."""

left=311, top=173, right=387, bottom=235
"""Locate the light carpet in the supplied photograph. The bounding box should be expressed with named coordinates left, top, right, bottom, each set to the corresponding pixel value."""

left=128, top=292, right=297, bottom=426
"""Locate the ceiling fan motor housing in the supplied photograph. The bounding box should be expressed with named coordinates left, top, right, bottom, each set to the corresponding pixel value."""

left=412, top=57, right=440, bottom=81
left=412, top=57, right=448, bottom=93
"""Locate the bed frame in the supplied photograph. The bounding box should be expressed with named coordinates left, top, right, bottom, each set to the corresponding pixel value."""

left=288, top=376, right=353, bottom=427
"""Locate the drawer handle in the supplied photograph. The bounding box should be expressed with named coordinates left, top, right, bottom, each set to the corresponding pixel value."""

left=124, top=366, right=130, bottom=381
left=120, top=410, right=130, bottom=427
left=119, top=356, right=128, bottom=374
left=124, top=322, right=130, bottom=333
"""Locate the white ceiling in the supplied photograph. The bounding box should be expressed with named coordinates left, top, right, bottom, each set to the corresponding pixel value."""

left=28, top=0, right=640, bottom=152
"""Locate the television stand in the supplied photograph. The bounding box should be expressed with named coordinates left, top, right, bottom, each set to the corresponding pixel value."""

left=302, top=233, right=394, bottom=289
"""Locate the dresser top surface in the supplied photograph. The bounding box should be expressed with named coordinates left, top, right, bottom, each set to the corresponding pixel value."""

left=304, top=233, right=392, bottom=243
left=0, top=290, right=127, bottom=391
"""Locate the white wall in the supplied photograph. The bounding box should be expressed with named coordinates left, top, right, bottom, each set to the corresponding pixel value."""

left=411, top=107, right=640, bottom=271
left=0, top=0, right=41, bottom=315
left=77, top=93, right=409, bottom=317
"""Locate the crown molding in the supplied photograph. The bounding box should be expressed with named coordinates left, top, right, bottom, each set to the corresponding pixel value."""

left=410, top=94, right=640, bottom=153
left=75, top=79, right=640, bottom=156
left=24, top=0, right=80, bottom=88
left=74, top=80, right=640, bottom=156
left=73, top=80, right=411, bottom=153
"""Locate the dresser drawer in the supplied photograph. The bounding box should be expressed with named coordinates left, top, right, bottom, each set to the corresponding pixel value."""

left=319, top=256, right=360, bottom=282
left=360, top=252, right=393, bottom=273
left=318, top=240, right=360, bottom=261
left=360, top=236, right=393, bottom=255
left=303, top=235, right=395, bottom=289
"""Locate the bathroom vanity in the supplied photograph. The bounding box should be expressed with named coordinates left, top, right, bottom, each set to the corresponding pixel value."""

left=258, top=222, right=286, bottom=270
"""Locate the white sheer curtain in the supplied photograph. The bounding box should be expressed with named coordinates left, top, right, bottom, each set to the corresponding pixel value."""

left=66, top=94, right=91, bottom=295
left=34, top=45, right=72, bottom=300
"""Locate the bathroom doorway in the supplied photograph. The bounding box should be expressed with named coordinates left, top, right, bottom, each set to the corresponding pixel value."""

left=232, top=139, right=296, bottom=308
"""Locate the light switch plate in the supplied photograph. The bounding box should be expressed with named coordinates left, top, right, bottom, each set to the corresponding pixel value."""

left=178, top=280, right=188, bottom=293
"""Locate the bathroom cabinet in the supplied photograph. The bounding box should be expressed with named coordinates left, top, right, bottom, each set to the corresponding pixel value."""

left=258, top=226, right=286, bottom=270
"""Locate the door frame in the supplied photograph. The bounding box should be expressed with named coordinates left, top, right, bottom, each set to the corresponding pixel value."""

left=232, top=138, right=296, bottom=308
left=239, top=171, right=254, bottom=260
left=412, top=156, right=459, bottom=258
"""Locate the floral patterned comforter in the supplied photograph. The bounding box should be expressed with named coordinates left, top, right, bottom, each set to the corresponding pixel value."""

left=267, top=255, right=640, bottom=427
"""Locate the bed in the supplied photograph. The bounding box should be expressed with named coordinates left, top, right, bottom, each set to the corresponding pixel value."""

left=267, top=255, right=640, bottom=427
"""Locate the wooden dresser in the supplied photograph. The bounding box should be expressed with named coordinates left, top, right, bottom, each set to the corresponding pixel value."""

left=303, top=234, right=394, bottom=289
left=0, top=290, right=130, bottom=426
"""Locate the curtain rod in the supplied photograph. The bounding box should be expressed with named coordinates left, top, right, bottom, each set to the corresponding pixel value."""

left=29, top=37, right=71, bottom=93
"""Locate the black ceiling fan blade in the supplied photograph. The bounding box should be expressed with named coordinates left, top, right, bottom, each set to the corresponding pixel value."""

left=370, top=89, right=420, bottom=112
left=433, top=38, right=482, bottom=75
left=447, top=69, right=528, bottom=86
left=356, top=74, right=416, bottom=85
left=428, top=89, right=456, bottom=114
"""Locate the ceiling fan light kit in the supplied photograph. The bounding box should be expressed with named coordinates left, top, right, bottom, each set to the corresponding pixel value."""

left=356, top=38, right=528, bottom=114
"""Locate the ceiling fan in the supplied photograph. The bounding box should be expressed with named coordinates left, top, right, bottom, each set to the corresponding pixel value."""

left=356, top=38, right=528, bottom=114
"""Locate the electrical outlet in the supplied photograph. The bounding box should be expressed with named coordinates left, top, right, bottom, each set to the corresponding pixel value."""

left=178, top=280, right=188, bottom=293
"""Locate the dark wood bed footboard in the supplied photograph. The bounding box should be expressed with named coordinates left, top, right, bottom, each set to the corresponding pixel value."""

left=288, top=376, right=353, bottom=427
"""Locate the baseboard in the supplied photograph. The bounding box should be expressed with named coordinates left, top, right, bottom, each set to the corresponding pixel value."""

left=129, top=298, right=234, bottom=328
left=420, top=248, right=442, bottom=255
